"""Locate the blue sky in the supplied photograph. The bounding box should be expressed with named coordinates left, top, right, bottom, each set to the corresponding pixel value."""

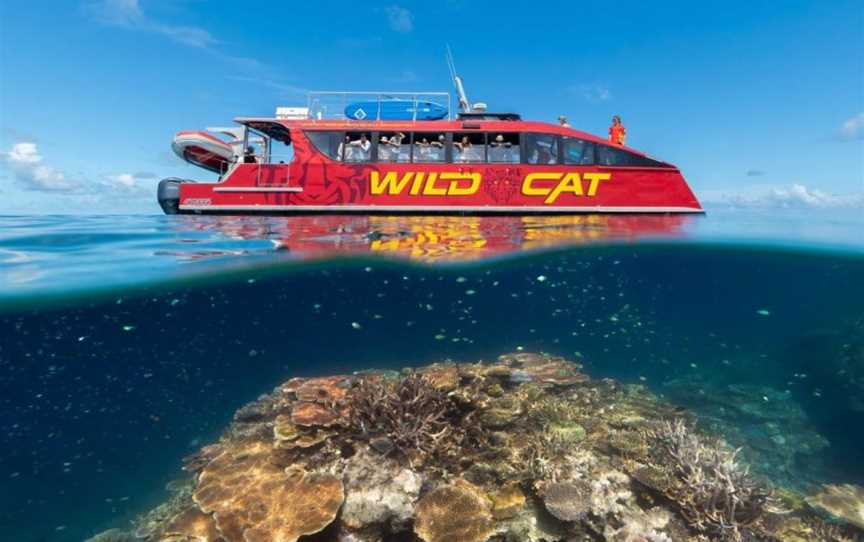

left=1, top=0, right=862, bottom=213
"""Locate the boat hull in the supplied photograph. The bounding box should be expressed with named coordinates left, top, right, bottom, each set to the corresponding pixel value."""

left=160, top=119, right=703, bottom=215
left=166, top=163, right=702, bottom=215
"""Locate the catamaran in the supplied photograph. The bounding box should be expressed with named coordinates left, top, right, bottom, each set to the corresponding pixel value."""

left=158, top=58, right=702, bottom=215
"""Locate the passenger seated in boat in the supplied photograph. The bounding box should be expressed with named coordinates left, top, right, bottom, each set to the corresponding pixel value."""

left=387, top=132, right=406, bottom=162
left=379, top=136, right=392, bottom=161
left=243, top=146, right=257, bottom=164
left=489, top=134, right=512, bottom=162
left=338, top=135, right=350, bottom=160
left=389, top=132, right=406, bottom=146
left=415, top=137, right=431, bottom=160
left=454, top=136, right=473, bottom=162
left=347, top=134, right=371, bottom=162
left=421, top=134, right=444, bottom=161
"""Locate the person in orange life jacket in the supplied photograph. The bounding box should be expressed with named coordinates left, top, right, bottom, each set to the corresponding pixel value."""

left=609, top=115, right=626, bottom=146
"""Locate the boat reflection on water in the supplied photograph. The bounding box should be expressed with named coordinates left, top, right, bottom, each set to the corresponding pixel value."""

left=171, top=213, right=695, bottom=263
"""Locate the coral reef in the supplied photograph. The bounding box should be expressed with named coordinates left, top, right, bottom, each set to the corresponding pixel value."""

left=648, top=419, right=772, bottom=540
left=100, top=352, right=861, bottom=542
left=662, top=377, right=830, bottom=490
left=414, top=479, right=496, bottom=542
left=807, top=484, right=864, bottom=530
left=348, top=372, right=464, bottom=467
left=340, top=448, right=422, bottom=534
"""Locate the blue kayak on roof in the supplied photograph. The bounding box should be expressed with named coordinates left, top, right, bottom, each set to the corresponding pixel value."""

left=344, top=99, right=448, bottom=121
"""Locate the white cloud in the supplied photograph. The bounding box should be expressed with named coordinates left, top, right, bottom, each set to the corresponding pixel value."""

left=107, top=173, right=137, bottom=188
left=571, top=83, right=612, bottom=103
left=3, top=142, right=79, bottom=192
left=840, top=113, right=864, bottom=141
left=701, top=184, right=864, bottom=209
left=8, top=142, right=42, bottom=164
left=86, top=0, right=217, bottom=48
left=385, top=6, right=414, bottom=33
left=104, top=171, right=157, bottom=193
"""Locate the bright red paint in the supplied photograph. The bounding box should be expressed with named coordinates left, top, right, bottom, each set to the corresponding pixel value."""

left=169, top=118, right=702, bottom=214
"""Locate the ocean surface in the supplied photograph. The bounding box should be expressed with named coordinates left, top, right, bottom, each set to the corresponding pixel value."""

left=1, top=206, right=863, bottom=541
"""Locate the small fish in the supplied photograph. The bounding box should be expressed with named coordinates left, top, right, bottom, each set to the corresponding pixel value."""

left=756, top=309, right=771, bottom=316
left=350, top=322, right=362, bottom=330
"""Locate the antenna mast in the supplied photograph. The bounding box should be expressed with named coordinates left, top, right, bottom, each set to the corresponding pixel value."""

left=447, top=45, right=471, bottom=112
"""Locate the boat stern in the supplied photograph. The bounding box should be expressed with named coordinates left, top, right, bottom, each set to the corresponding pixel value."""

left=157, top=178, right=188, bottom=215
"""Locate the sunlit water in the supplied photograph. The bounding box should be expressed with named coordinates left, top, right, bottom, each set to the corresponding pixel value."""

left=0, top=206, right=862, bottom=541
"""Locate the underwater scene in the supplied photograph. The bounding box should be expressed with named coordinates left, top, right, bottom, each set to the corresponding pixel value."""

left=1, top=208, right=864, bottom=542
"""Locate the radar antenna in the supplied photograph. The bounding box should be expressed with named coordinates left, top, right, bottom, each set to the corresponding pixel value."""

left=446, top=45, right=471, bottom=112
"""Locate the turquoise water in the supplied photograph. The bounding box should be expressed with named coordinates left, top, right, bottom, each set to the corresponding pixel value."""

left=0, top=206, right=863, bottom=541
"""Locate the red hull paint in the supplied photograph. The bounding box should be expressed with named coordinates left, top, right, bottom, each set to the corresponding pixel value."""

left=175, top=120, right=702, bottom=214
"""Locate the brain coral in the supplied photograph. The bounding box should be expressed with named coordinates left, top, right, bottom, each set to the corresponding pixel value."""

left=193, top=441, right=343, bottom=542
left=414, top=480, right=495, bottom=542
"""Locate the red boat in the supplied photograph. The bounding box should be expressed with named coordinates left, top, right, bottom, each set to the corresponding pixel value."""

left=158, top=88, right=702, bottom=215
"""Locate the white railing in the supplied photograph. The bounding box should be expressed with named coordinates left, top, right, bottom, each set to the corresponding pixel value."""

left=306, top=91, right=452, bottom=122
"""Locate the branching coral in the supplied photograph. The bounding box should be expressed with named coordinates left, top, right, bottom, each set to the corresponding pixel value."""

left=348, top=373, right=467, bottom=465
left=651, top=419, right=772, bottom=540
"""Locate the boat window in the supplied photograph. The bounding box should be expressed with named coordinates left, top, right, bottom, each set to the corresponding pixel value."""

left=562, top=137, right=595, bottom=165
left=243, top=139, right=266, bottom=164
left=595, top=144, right=666, bottom=167
left=487, top=133, right=520, bottom=163
left=305, top=130, right=344, bottom=161
left=343, top=132, right=373, bottom=163
left=452, top=132, right=486, bottom=163
left=377, top=131, right=411, bottom=163
left=525, top=133, right=559, bottom=165
left=412, top=132, right=447, bottom=163
left=269, top=137, right=294, bottom=165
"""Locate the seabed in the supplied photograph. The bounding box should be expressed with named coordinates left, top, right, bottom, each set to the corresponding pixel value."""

left=89, top=353, right=864, bottom=542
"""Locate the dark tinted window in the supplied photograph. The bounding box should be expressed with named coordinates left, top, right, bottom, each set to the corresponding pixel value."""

left=487, top=133, right=520, bottom=163
left=562, top=137, right=594, bottom=165
left=412, top=132, right=447, bottom=163
left=595, top=144, right=666, bottom=167
left=305, top=131, right=343, bottom=160
left=525, top=133, right=559, bottom=164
